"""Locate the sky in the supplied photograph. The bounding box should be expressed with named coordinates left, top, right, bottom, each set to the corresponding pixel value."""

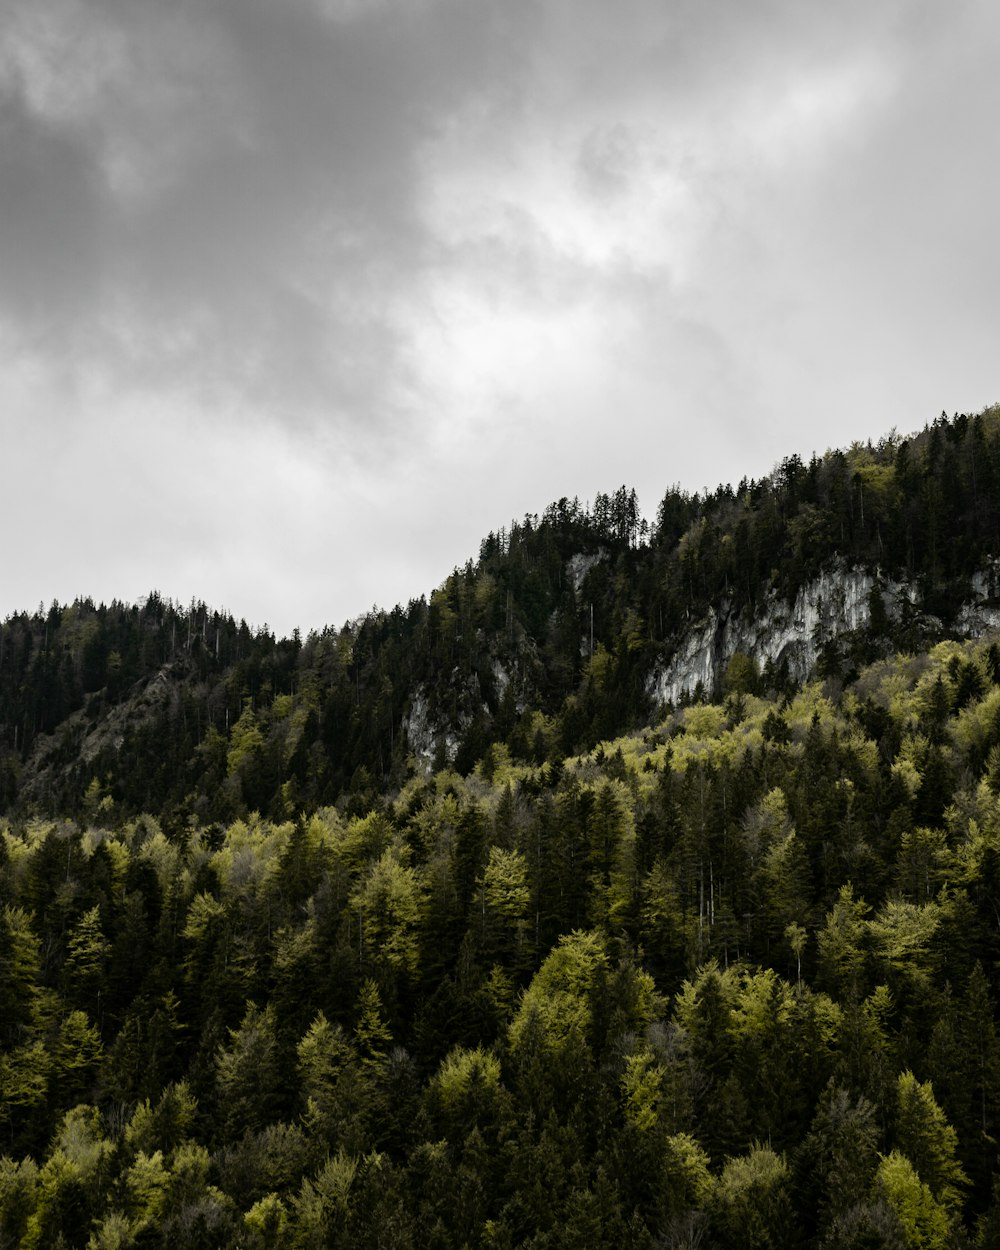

left=1, top=0, right=998, bottom=638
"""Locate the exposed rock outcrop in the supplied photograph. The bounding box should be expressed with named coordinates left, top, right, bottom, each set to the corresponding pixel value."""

left=648, top=561, right=1000, bottom=705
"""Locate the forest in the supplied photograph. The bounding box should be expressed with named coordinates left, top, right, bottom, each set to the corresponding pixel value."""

left=3, top=409, right=1000, bottom=1247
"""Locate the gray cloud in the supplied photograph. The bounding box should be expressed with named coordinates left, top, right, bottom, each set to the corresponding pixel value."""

left=1, top=0, right=998, bottom=633
left=0, top=0, right=501, bottom=444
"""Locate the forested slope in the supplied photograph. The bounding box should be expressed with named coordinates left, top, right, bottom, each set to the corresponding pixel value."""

left=3, top=408, right=1000, bottom=1246
left=5, top=641, right=1000, bottom=1245
left=3, top=407, right=1000, bottom=826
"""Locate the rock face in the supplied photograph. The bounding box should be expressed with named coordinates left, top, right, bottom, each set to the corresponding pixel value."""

left=648, top=561, right=1000, bottom=706
left=956, top=566, right=1000, bottom=636
left=404, top=559, right=1000, bottom=762
left=565, top=551, right=607, bottom=595
left=402, top=689, right=461, bottom=769
left=20, top=662, right=186, bottom=807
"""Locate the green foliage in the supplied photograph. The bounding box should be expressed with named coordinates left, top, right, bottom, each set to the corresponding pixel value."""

left=710, top=1143, right=795, bottom=1249
left=354, top=979, right=392, bottom=1065
left=429, top=1045, right=505, bottom=1142
left=894, top=1071, right=969, bottom=1213
left=621, top=1046, right=663, bottom=1133
left=125, top=1080, right=198, bottom=1156
left=215, top=1002, right=283, bottom=1140
left=817, top=884, right=871, bottom=998
left=5, top=410, right=1000, bottom=1242
left=508, top=930, right=609, bottom=1064
left=875, top=1150, right=951, bottom=1249
left=351, top=847, right=421, bottom=980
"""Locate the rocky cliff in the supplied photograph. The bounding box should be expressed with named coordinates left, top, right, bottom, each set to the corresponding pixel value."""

left=648, top=561, right=1000, bottom=705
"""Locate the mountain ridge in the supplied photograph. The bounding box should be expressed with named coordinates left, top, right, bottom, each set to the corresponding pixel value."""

left=2, top=405, right=999, bottom=822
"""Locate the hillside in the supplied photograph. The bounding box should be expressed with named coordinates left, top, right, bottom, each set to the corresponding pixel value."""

left=3, top=408, right=1000, bottom=1246
left=3, top=408, right=1000, bottom=826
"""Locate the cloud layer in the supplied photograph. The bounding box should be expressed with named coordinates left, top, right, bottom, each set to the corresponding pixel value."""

left=2, top=0, right=998, bottom=634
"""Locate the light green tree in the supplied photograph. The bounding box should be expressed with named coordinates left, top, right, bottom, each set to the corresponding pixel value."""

left=51, top=1010, right=103, bottom=1103
left=21, top=1106, right=112, bottom=1250
left=710, top=1143, right=795, bottom=1250
left=354, top=979, right=392, bottom=1067
left=124, top=1079, right=198, bottom=1157
left=430, top=1045, right=505, bottom=1142
left=895, top=1071, right=968, bottom=1213
left=243, top=1191, right=289, bottom=1250
left=125, top=1148, right=170, bottom=1228
left=869, top=901, right=940, bottom=988
left=817, top=884, right=870, bottom=998
left=508, top=930, right=609, bottom=1065
left=227, top=701, right=264, bottom=776
left=86, top=1209, right=136, bottom=1249
left=297, top=1011, right=370, bottom=1153
left=875, top=1150, right=951, bottom=1249
left=0, top=1156, right=39, bottom=1248
left=0, top=905, right=46, bottom=1037
left=291, top=1149, right=358, bottom=1249
left=351, top=847, right=421, bottom=978
left=785, top=922, right=807, bottom=986
left=621, top=1046, right=664, bottom=1133
left=0, top=1040, right=49, bottom=1135
left=215, top=1002, right=281, bottom=1139
left=662, top=1131, right=714, bottom=1212
left=476, top=845, right=530, bottom=963
left=63, top=904, right=110, bottom=1011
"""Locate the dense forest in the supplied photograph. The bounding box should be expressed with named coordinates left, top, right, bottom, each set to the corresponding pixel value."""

left=4, top=409, right=1000, bottom=1246
left=2, top=407, right=1000, bottom=828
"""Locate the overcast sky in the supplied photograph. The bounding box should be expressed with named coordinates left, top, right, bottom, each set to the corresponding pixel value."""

left=2, top=0, right=998, bottom=637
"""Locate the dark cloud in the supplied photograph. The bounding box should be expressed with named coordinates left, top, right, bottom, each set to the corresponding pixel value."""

left=0, top=89, right=106, bottom=345
left=0, top=0, right=503, bottom=444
